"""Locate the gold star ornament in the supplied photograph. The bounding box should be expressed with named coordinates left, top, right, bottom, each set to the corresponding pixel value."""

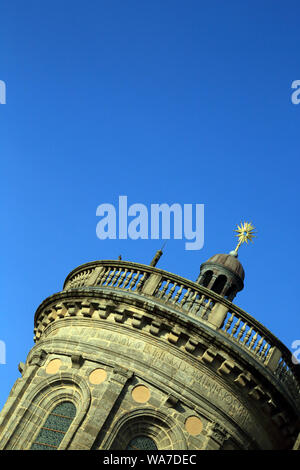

left=233, top=221, right=257, bottom=253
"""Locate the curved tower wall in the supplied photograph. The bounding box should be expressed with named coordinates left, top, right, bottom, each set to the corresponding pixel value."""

left=0, top=259, right=299, bottom=450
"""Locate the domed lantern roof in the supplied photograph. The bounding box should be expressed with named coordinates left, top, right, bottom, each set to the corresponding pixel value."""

left=204, top=252, right=245, bottom=281
left=196, top=222, right=256, bottom=301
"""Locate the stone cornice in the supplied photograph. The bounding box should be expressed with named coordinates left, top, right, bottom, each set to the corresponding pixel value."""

left=60, top=260, right=296, bottom=369
left=32, top=286, right=300, bottom=426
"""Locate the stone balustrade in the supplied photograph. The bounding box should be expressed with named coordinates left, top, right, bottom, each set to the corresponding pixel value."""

left=38, top=260, right=299, bottom=407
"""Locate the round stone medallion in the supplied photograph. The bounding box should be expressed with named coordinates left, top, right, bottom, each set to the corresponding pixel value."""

left=185, top=416, right=203, bottom=435
left=131, top=385, right=151, bottom=403
left=89, top=368, right=107, bottom=385
left=45, top=358, right=62, bottom=375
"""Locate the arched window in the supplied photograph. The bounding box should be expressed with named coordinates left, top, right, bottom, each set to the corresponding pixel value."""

left=201, top=270, right=213, bottom=288
left=211, top=275, right=227, bottom=295
left=126, top=436, right=158, bottom=450
left=102, top=410, right=187, bottom=450
left=31, top=401, right=76, bottom=450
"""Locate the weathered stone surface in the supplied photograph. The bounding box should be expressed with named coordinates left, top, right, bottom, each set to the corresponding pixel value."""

left=0, top=259, right=299, bottom=450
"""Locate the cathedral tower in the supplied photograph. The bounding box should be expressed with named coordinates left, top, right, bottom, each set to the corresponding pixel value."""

left=0, top=224, right=299, bottom=450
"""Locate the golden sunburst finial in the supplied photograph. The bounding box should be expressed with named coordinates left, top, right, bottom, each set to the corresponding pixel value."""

left=233, top=221, right=257, bottom=254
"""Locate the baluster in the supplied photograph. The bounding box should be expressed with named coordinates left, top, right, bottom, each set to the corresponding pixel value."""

left=159, top=280, right=170, bottom=298
left=165, top=282, right=177, bottom=301
left=153, top=279, right=164, bottom=297
left=123, top=269, right=133, bottom=289
left=279, top=362, right=288, bottom=381
left=224, top=312, right=234, bottom=334
left=83, top=270, right=90, bottom=285
left=254, top=336, right=264, bottom=355
left=189, top=291, right=198, bottom=310
left=79, top=270, right=89, bottom=287
left=249, top=331, right=258, bottom=351
left=201, top=298, right=213, bottom=319
left=180, top=288, right=191, bottom=307
left=243, top=326, right=252, bottom=346
left=97, top=268, right=108, bottom=286
left=123, top=270, right=134, bottom=289
left=130, top=271, right=141, bottom=290
left=230, top=317, right=241, bottom=338
left=172, top=284, right=183, bottom=304
left=101, top=268, right=109, bottom=286
left=185, top=290, right=197, bottom=310
left=237, top=322, right=246, bottom=342
left=111, top=269, right=122, bottom=286
left=103, top=268, right=116, bottom=286
left=274, top=357, right=283, bottom=376
left=260, top=341, right=269, bottom=361
left=192, top=294, right=203, bottom=314
left=135, top=271, right=147, bottom=291
left=195, top=295, right=205, bottom=315
left=116, top=269, right=128, bottom=288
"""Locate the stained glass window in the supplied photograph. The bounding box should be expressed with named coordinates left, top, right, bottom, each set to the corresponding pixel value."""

left=31, top=401, right=76, bottom=450
left=126, top=436, right=157, bottom=450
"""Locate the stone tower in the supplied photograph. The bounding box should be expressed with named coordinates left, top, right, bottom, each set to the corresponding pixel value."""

left=0, top=249, right=299, bottom=450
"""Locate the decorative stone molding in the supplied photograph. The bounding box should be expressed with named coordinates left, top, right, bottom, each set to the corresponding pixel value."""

left=0, top=257, right=298, bottom=451
left=201, top=347, right=218, bottom=364
left=28, top=349, right=47, bottom=367
left=0, top=372, right=92, bottom=450
left=217, top=360, right=235, bottom=376
left=32, top=291, right=300, bottom=425
left=149, top=320, right=161, bottom=336
left=208, top=422, right=230, bottom=447
left=18, top=362, right=26, bottom=376
left=165, top=394, right=179, bottom=408
left=101, top=408, right=188, bottom=450
left=71, top=354, right=84, bottom=369
left=185, top=338, right=199, bottom=353
left=167, top=327, right=181, bottom=345
left=112, top=366, right=133, bottom=384
left=234, top=372, right=252, bottom=387
left=248, top=385, right=266, bottom=401
left=28, top=268, right=300, bottom=449
left=81, top=301, right=93, bottom=318
left=55, top=258, right=298, bottom=401
left=131, top=313, right=144, bottom=329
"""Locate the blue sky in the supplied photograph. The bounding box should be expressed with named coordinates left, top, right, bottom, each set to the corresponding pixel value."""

left=1, top=1, right=300, bottom=410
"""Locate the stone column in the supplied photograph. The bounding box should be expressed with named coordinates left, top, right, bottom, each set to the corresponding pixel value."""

left=208, top=274, right=217, bottom=290
left=68, top=365, right=133, bottom=450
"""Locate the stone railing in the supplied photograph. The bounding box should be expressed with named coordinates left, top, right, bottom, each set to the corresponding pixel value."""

left=63, top=260, right=300, bottom=404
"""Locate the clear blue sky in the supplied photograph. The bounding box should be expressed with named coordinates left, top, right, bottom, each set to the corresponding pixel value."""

left=1, top=1, right=300, bottom=410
